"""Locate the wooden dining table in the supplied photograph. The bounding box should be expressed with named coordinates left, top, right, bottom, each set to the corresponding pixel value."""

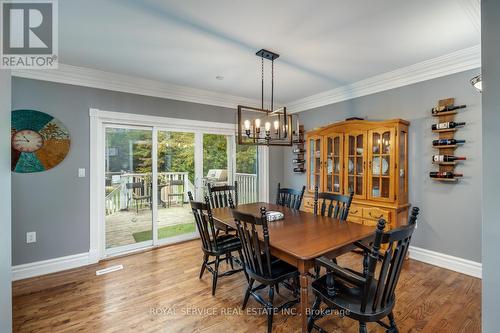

left=211, top=202, right=377, bottom=333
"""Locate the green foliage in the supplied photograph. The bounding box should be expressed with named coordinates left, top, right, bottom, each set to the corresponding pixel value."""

left=236, top=145, right=257, bottom=174
left=105, top=129, right=257, bottom=182
left=203, top=134, right=227, bottom=176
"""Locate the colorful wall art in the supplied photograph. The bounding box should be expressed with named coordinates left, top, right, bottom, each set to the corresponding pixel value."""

left=11, top=110, right=70, bottom=173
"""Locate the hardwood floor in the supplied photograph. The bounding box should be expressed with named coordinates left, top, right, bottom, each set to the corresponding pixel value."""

left=13, top=240, right=481, bottom=333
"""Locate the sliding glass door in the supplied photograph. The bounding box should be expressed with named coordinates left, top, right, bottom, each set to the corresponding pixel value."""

left=104, top=126, right=154, bottom=254
left=103, top=124, right=253, bottom=256
left=155, top=130, right=197, bottom=243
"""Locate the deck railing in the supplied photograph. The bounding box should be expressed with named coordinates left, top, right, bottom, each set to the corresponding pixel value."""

left=235, top=173, right=258, bottom=204
left=105, top=171, right=258, bottom=215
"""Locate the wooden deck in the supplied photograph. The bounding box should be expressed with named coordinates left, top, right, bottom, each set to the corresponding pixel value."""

left=105, top=205, right=193, bottom=248
left=13, top=240, right=481, bottom=333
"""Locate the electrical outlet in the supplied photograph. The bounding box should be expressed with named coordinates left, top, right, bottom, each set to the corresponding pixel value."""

left=26, top=231, right=36, bottom=244
left=78, top=168, right=86, bottom=178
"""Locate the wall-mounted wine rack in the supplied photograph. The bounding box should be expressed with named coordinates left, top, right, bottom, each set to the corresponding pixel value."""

left=430, top=97, right=466, bottom=182
left=292, top=124, right=306, bottom=173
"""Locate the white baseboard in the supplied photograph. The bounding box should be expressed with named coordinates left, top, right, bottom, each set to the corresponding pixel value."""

left=409, top=246, right=482, bottom=279
left=12, top=252, right=95, bottom=281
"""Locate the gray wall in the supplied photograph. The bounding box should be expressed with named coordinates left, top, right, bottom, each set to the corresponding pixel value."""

left=11, top=77, right=282, bottom=265
left=482, top=0, right=500, bottom=331
left=283, top=69, right=482, bottom=262
left=1, top=70, right=12, bottom=332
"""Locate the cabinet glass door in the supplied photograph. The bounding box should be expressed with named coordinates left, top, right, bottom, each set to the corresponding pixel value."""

left=345, top=132, right=366, bottom=198
left=398, top=128, right=408, bottom=203
left=308, top=136, right=322, bottom=191
left=369, top=128, right=395, bottom=201
left=325, top=134, right=343, bottom=194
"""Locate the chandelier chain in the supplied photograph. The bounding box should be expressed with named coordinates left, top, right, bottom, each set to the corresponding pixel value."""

left=271, top=60, right=274, bottom=112
left=261, top=57, right=264, bottom=110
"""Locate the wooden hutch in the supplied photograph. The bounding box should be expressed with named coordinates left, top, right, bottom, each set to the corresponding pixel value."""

left=301, top=119, right=410, bottom=230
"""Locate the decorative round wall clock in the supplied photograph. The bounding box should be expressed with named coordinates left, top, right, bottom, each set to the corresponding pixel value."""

left=11, top=110, right=70, bottom=173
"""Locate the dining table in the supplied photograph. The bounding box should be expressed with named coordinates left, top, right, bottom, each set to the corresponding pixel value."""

left=210, top=202, right=377, bottom=333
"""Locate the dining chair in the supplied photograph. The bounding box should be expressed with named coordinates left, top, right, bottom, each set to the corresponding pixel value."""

left=307, top=214, right=418, bottom=333
left=353, top=207, right=420, bottom=268
left=188, top=192, right=246, bottom=295
left=313, top=186, right=354, bottom=220
left=167, top=179, right=185, bottom=208
left=276, top=183, right=306, bottom=210
left=207, top=181, right=238, bottom=208
left=207, top=181, right=238, bottom=235
left=126, top=181, right=151, bottom=213
left=312, top=186, right=354, bottom=277
left=232, top=207, right=300, bottom=333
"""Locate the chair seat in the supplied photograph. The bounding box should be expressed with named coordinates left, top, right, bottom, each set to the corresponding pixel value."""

left=311, top=273, right=391, bottom=320
left=269, top=259, right=298, bottom=279
left=212, top=234, right=241, bottom=253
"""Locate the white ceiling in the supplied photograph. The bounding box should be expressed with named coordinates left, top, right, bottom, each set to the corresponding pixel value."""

left=59, top=0, right=480, bottom=105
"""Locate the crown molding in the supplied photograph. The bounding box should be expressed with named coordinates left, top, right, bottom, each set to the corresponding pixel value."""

left=287, top=44, right=481, bottom=113
left=11, top=63, right=261, bottom=110
left=11, top=45, right=480, bottom=114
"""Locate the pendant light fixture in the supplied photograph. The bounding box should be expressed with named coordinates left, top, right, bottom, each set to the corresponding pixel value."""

left=237, top=49, right=294, bottom=146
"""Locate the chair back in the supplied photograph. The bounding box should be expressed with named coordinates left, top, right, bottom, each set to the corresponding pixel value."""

left=169, top=179, right=184, bottom=187
left=313, top=186, right=354, bottom=220
left=188, top=191, right=219, bottom=253
left=232, top=207, right=273, bottom=278
left=276, top=183, right=306, bottom=210
left=361, top=207, right=420, bottom=313
left=208, top=181, right=238, bottom=208
left=126, top=181, right=146, bottom=197
left=408, top=207, right=419, bottom=225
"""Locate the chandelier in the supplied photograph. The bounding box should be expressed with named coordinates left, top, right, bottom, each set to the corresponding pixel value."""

left=237, top=49, right=294, bottom=146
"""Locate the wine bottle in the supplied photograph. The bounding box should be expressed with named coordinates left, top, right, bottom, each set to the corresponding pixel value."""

left=431, top=121, right=466, bottom=130
left=432, top=155, right=467, bottom=163
left=429, top=172, right=463, bottom=179
left=293, top=148, right=305, bottom=154
left=432, top=139, right=466, bottom=146
left=431, top=104, right=466, bottom=115
left=292, top=159, right=305, bottom=164
left=292, top=139, right=304, bottom=144
left=293, top=167, right=305, bottom=173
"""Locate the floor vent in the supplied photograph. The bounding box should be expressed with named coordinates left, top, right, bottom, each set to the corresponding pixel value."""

left=96, top=264, right=124, bottom=276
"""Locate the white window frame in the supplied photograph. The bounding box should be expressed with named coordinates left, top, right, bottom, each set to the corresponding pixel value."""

left=89, top=108, right=269, bottom=261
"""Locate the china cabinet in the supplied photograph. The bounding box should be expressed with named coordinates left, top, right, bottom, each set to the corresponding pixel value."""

left=302, top=119, right=410, bottom=231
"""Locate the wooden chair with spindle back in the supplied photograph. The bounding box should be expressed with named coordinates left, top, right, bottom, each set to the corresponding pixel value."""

left=313, top=186, right=354, bottom=220
left=233, top=207, right=300, bottom=333
left=308, top=212, right=419, bottom=333
left=353, top=207, right=420, bottom=267
left=188, top=191, right=246, bottom=295
left=312, top=186, right=354, bottom=277
left=207, top=181, right=238, bottom=208
left=276, top=183, right=306, bottom=210
left=207, top=181, right=238, bottom=235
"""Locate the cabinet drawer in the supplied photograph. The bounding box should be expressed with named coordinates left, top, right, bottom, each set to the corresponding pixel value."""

left=349, top=204, right=362, bottom=217
left=363, top=219, right=390, bottom=231
left=302, top=198, right=315, bottom=212
left=362, top=207, right=390, bottom=221
left=348, top=216, right=364, bottom=225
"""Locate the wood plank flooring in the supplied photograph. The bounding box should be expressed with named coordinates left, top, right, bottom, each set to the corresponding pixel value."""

left=12, top=240, right=481, bottom=333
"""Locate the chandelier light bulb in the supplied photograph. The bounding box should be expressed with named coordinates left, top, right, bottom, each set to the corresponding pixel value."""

left=244, top=119, right=251, bottom=130
left=255, top=118, right=261, bottom=128
left=265, top=122, right=271, bottom=131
